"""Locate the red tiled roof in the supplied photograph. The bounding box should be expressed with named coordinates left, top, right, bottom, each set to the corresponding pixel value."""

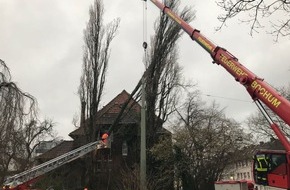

left=69, top=90, right=140, bottom=137
left=97, top=90, right=140, bottom=116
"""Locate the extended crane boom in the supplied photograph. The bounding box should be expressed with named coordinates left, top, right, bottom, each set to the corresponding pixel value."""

left=150, top=0, right=290, bottom=126
left=150, top=0, right=290, bottom=151
left=150, top=0, right=290, bottom=189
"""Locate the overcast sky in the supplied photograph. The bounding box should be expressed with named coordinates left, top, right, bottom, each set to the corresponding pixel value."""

left=1, top=0, right=289, bottom=140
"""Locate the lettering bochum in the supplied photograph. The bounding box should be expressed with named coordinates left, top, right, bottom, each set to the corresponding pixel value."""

left=251, top=81, right=281, bottom=108
left=219, top=54, right=281, bottom=108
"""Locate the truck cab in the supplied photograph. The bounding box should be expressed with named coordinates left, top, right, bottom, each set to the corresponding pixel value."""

left=253, top=150, right=289, bottom=189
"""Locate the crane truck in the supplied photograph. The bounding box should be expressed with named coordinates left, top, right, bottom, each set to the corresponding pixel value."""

left=2, top=140, right=106, bottom=190
left=149, top=0, right=290, bottom=189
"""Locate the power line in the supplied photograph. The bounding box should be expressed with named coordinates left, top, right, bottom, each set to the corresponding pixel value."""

left=202, top=93, right=252, bottom=103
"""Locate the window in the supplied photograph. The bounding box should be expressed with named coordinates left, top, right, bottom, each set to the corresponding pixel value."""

left=270, top=154, right=287, bottom=174
left=122, top=141, right=128, bottom=156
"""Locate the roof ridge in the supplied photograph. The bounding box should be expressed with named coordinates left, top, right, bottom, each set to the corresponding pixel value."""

left=69, top=90, right=136, bottom=137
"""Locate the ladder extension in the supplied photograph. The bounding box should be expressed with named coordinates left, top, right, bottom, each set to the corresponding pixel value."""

left=4, top=140, right=102, bottom=187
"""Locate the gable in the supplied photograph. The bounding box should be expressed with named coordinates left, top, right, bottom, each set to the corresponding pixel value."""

left=69, top=90, right=141, bottom=137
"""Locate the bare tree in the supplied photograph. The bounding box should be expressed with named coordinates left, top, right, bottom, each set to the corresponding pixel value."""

left=0, top=59, right=56, bottom=185
left=142, top=0, right=195, bottom=188
left=216, top=0, right=290, bottom=41
left=135, top=0, right=194, bottom=190
left=0, top=59, right=36, bottom=132
left=0, top=59, right=36, bottom=184
left=145, top=0, right=194, bottom=146
left=79, top=0, right=119, bottom=142
left=110, top=1, right=195, bottom=188
left=173, top=91, right=251, bottom=190
left=77, top=0, right=119, bottom=189
left=15, top=119, right=55, bottom=171
left=116, top=163, right=165, bottom=190
left=148, top=136, right=175, bottom=190
left=115, top=164, right=140, bottom=190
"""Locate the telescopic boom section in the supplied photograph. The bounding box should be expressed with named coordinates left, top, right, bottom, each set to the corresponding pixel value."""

left=150, top=0, right=290, bottom=127
left=3, top=141, right=103, bottom=189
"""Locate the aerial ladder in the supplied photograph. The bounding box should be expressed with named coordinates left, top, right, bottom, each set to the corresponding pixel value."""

left=150, top=0, right=290, bottom=189
left=2, top=140, right=105, bottom=190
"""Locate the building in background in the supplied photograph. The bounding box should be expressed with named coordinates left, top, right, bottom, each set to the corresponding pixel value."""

left=34, top=140, right=63, bottom=157
left=221, top=139, right=285, bottom=182
left=35, top=90, right=172, bottom=190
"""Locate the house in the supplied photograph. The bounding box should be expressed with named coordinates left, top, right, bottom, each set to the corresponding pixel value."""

left=35, top=90, right=172, bottom=190
left=220, top=145, right=255, bottom=181
left=34, top=140, right=63, bottom=157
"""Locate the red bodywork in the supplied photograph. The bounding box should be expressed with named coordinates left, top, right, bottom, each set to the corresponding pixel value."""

left=255, top=150, right=290, bottom=189
left=215, top=180, right=254, bottom=190
left=150, top=0, right=290, bottom=189
left=5, top=177, right=40, bottom=190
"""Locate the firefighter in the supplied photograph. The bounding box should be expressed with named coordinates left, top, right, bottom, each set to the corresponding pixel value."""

left=256, top=155, right=269, bottom=185
left=101, top=132, right=109, bottom=148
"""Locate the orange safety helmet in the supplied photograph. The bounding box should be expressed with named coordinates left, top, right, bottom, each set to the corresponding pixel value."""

left=101, top=133, right=109, bottom=140
left=101, top=133, right=109, bottom=146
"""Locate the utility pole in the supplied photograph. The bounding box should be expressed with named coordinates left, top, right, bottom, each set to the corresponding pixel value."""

left=141, top=0, right=147, bottom=188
